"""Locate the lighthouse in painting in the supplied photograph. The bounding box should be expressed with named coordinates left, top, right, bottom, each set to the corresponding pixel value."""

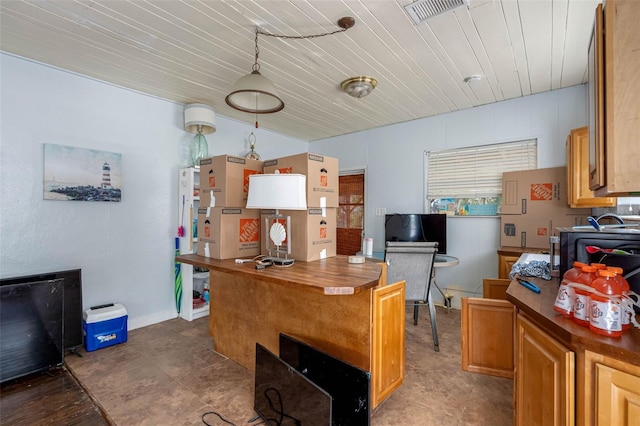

left=101, top=162, right=112, bottom=189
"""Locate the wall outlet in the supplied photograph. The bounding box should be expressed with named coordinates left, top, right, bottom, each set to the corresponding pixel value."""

left=375, top=208, right=386, bottom=216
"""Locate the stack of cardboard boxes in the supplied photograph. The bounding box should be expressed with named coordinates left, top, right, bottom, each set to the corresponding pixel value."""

left=500, top=167, right=590, bottom=248
left=196, top=155, right=263, bottom=259
left=195, top=153, right=339, bottom=262
left=261, top=153, right=338, bottom=262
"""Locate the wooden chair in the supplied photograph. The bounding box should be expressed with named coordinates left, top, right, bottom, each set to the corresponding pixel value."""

left=385, top=241, right=439, bottom=351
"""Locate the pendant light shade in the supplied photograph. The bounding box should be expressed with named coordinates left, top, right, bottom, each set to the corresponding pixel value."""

left=225, top=71, right=284, bottom=114
left=184, top=103, right=216, bottom=166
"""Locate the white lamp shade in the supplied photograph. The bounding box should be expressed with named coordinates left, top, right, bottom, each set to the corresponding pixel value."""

left=246, top=173, right=307, bottom=210
left=184, top=103, right=216, bottom=134
left=225, top=71, right=285, bottom=114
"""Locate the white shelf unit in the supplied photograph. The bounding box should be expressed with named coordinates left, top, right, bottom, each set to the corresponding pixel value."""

left=178, top=167, right=209, bottom=321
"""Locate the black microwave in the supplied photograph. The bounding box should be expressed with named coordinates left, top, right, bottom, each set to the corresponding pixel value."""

left=559, top=228, right=640, bottom=296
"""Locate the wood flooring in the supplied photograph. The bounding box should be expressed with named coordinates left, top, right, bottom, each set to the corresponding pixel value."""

left=0, top=365, right=110, bottom=425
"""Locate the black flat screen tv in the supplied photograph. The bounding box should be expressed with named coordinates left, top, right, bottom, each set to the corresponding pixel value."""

left=279, top=333, right=371, bottom=426
left=384, top=213, right=447, bottom=254
left=0, top=278, right=64, bottom=383
left=0, top=269, right=83, bottom=352
left=254, top=343, right=332, bottom=425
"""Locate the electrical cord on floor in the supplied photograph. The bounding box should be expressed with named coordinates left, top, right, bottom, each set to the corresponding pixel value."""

left=201, top=411, right=235, bottom=425
left=201, top=411, right=266, bottom=426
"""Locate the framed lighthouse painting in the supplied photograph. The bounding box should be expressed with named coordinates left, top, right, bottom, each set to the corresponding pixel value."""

left=43, top=143, right=122, bottom=202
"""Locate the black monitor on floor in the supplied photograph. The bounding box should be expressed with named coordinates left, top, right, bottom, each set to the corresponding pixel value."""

left=254, top=343, right=332, bottom=425
left=279, top=333, right=371, bottom=426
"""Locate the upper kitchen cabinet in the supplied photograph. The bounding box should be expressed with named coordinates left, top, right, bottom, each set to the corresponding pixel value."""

left=566, top=127, right=616, bottom=208
left=588, top=0, right=640, bottom=196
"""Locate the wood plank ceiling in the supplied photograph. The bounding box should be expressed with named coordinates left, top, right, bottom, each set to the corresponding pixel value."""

left=0, top=0, right=599, bottom=141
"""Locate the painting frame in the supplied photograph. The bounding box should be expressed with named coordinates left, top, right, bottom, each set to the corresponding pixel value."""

left=43, top=143, right=122, bottom=202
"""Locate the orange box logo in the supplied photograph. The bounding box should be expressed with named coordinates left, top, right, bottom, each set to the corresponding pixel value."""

left=204, top=225, right=211, bottom=238
left=530, top=183, right=552, bottom=201
left=537, top=227, right=548, bottom=236
left=320, top=175, right=328, bottom=187
left=278, top=167, right=293, bottom=174
left=319, top=227, right=327, bottom=239
left=208, top=176, right=215, bottom=188
left=239, top=218, right=259, bottom=242
left=244, top=170, right=260, bottom=194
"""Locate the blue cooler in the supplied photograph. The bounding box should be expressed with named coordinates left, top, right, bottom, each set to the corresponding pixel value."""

left=83, top=303, right=128, bottom=351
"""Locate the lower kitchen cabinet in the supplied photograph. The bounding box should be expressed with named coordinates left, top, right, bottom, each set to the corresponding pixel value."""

left=461, top=277, right=640, bottom=426
left=516, top=314, right=574, bottom=426
left=579, top=350, right=640, bottom=425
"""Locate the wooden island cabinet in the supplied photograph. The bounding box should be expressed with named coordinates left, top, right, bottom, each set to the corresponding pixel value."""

left=176, top=254, right=405, bottom=409
left=462, top=277, right=640, bottom=425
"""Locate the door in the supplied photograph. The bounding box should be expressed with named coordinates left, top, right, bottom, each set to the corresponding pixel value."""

left=337, top=172, right=364, bottom=255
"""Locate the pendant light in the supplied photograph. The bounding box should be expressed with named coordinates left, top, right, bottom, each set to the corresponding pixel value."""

left=225, top=17, right=356, bottom=128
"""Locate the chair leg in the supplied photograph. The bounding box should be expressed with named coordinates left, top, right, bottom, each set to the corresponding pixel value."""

left=427, top=289, right=439, bottom=352
left=413, top=304, right=419, bottom=325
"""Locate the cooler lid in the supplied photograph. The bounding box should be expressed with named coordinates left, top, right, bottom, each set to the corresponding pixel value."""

left=83, top=303, right=127, bottom=323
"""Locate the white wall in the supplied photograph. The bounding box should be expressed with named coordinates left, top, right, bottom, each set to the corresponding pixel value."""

left=310, top=85, right=588, bottom=308
left=0, top=53, right=307, bottom=329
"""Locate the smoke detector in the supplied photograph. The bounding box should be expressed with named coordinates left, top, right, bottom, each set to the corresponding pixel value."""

left=404, top=0, right=469, bottom=25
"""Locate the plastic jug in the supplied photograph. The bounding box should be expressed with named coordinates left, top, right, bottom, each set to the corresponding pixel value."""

left=572, top=265, right=597, bottom=327
left=607, top=266, right=631, bottom=330
left=590, top=270, right=623, bottom=337
left=554, top=261, right=586, bottom=318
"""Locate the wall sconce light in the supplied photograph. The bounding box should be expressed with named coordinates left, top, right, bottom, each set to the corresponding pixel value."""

left=184, top=103, right=216, bottom=167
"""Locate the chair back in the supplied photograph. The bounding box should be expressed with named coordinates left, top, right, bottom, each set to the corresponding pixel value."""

left=385, top=241, right=438, bottom=302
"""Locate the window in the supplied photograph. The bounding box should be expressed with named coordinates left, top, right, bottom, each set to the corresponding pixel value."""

left=425, top=139, right=537, bottom=216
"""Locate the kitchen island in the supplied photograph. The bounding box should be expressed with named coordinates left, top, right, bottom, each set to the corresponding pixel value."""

left=175, top=254, right=406, bottom=408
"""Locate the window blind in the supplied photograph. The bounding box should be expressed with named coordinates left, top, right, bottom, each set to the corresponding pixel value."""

left=426, top=139, right=537, bottom=199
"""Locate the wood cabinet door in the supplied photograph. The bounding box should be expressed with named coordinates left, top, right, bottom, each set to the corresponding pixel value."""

left=461, top=297, right=514, bottom=379
left=499, top=255, right=520, bottom=279
left=371, top=280, right=405, bottom=408
left=580, top=350, right=640, bottom=425
left=516, top=314, right=575, bottom=426
left=483, top=278, right=511, bottom=300
left=567, top=127, right=616, bottom=207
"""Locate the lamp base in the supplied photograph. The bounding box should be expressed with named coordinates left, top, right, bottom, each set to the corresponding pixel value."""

left=262, top=256, right=295, bottom=266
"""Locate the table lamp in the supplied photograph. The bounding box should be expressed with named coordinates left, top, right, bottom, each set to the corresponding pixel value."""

left=246, top=172, right=307, bottom=265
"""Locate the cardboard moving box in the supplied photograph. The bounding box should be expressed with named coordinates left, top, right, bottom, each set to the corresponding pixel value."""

left=197, top=207, right=261, bottom=259
left=502, top=167, right=590, bottom=216
left=199, top=155, right=263, bottom=207
left=263, top=153, right=338, bottom=208
left=500, top=214, right=589, bottom=248
left=260, top=208, right=337, bottom=262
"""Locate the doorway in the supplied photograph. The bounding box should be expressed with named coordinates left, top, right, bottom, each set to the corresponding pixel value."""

left=337, top=171, right=364, bottom=255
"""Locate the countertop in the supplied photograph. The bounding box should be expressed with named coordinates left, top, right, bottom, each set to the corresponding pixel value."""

left=506, top=276, right=640, bottom=367
left=176, top=254, right=384, bottom=295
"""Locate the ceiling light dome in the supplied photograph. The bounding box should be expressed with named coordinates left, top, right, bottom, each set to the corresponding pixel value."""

left=341, top=76, right=378, bottom=98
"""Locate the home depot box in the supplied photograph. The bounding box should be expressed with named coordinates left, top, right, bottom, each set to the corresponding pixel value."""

left=199, top=155, right=263, bottom=207
left=260, top=208, right=337, bottom=262
left=196, top=207, right=261, bottom=259
left=500, top=214, right=589, bottom=248
left=263, top=153, right=338, bottom=207
left=83, top=303, right=128, bottom=352
left=501, top=167, right=590, bottom=216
